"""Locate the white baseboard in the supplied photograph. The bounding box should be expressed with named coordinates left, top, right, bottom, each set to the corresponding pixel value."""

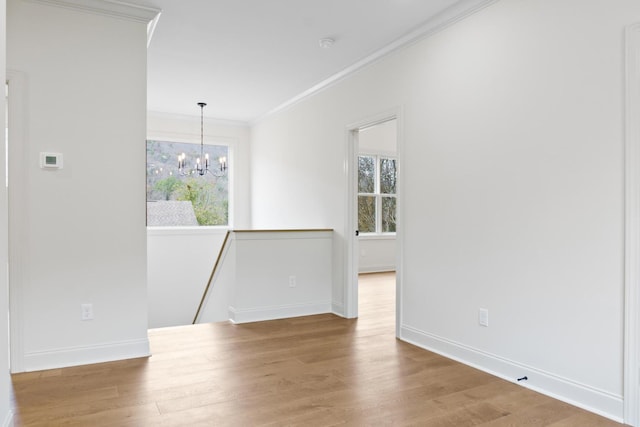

left=332, top=301, right=345, bottom=317
left=3, top=410, right=13, bottom=427
left=22, top=338, right=150, bottom=372
left=229, top=301, right=331, bottom=324
left=400, top=324, right=623, bottom=423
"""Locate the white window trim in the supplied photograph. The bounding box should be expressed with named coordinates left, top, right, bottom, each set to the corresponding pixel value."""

left=358, top=233, right=396, bottom=241
left=358, top=152, right=397, bottom=236
left=146, top=133, right=235, bottom=229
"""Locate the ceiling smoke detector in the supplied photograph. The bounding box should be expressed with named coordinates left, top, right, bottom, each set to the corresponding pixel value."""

left=319, top=37, right=335, bottom=49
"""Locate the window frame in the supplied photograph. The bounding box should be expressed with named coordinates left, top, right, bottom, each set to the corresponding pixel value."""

left=358, top=152, right=397, bottom=236
left=146, top=135, right=234, bottom=230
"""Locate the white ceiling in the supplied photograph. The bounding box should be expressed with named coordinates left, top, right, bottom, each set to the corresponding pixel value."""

left=125, top=0, right=475, bottom=123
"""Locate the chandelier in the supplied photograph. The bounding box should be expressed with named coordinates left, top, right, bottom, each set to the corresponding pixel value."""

left=178, top=102, right=227, bottom=176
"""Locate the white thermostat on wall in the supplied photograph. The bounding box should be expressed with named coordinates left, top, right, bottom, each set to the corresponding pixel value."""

left=40, top=152, right=63, bottom=169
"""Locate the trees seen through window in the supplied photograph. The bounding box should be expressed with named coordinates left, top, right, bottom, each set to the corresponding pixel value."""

left=146, top=140, right=229, bottom=226
left=358, top=154, right=396, bottom=234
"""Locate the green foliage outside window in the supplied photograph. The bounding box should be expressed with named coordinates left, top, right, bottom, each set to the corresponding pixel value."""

left=146, top=140, right=229, bottom=226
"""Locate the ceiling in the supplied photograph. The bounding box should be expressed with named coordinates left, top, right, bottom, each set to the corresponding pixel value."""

left=125, top=0, right=473, bottom=123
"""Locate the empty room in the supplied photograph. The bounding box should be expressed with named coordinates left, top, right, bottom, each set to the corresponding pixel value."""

left=2, top=0, right=640, bottom=425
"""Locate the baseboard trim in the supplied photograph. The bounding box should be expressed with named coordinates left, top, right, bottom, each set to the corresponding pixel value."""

left=229, top=301, right=332, bottom=324
left=331, top=301, right=346, bottom=317
left=400, top=325, right=623, bottom=423
left=22, top=338, right=150, bottom=372
left=3, top=410, right=13, bottom=427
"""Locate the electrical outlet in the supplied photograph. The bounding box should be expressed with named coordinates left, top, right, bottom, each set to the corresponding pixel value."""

left=81, top=303, right=94, bottom=321
left=478, top=308, right=489, bottom=327
left=289, top=275, right=297, bottom=288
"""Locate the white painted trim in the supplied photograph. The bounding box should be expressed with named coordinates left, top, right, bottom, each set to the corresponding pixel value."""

left=400, top=325, right=624, bottom=423
left=6, top=70, right=27, bottom=374
left=394, top=111, right=405, bottom=338
left=253, top=0, right=498, bottom=125
left=146, top=10, right=161, bottom=48
left=624, top=21, right=640, bottom=427
left=345, top=109, right=405, bottom=145
left=331, top=301, right=345, bottom=317
left=228, top=302, right=332, bottom=324
left=358, top=149, right=398, bottom=159
left=22, top=338, right=150, bottom=372
left=144, top=134, right=238, bottom=229
left=358, top=234, right=396, bottom=241
left=23, top=0, right=160, bottom=24
left=345, top=109, right=402, bottom=320
left=344, top=128, right=359, bottom=319
left=2, top=411, right=13, bottom=427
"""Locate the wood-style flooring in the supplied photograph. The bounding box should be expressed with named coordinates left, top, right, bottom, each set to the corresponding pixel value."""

left=11, top=272, right=625, bottom=426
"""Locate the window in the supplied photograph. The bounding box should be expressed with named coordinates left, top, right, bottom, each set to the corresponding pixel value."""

left=146, top=140, right=229, bottom=227
left=358, top=154, right=397, bottom=234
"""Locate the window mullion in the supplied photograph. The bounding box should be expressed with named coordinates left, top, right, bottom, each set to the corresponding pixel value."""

left=376, top=155, right=381, bottom=233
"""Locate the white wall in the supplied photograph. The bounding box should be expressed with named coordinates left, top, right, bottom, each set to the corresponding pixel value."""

left=147, top=229, right=228, bottom=328
left=195, top=230, right=333, bottom=324
left=146, top=113, right=251, bottom=329
left=0, top=0, right=11, bottom=423
left=250, top=0, right=640, bottom=421
left=147, top=228, right=230, bottom=329
left=359, top=237, right=395, bottom=273
left=197, top=233, right=234, bottom=324
left=358, top=119, right=397, bottom=273
left=359, top=119, right=397, bottom=154
left=7, top=0, right=152, bottom=371
left=230, top=230, right=333, bottom=323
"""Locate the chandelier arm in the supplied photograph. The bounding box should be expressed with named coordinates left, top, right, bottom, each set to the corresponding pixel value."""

left=176, top=101, right=227, bottom=177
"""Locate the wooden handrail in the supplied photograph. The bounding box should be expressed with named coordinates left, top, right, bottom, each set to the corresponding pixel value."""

left=192, top=230, right=231, bottom=324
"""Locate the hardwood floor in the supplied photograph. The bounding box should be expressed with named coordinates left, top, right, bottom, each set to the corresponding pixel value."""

left=11, top=272, right=624, bottom=426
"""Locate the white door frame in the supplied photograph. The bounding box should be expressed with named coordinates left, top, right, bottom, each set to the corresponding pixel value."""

left=624, top=22, right=640, bottom=427
left=6, top=70, right=27, bottom=373
left=344, top=108, right=402, bottom=330
left=343, top=126, right=359, bottom=319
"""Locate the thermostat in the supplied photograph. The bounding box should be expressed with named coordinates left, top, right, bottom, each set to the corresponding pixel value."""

left=40, top=152, right=63, bottom=169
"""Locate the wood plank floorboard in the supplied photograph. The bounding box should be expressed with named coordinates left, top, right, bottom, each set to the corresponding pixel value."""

left=11, top=272, right=625, bottom=426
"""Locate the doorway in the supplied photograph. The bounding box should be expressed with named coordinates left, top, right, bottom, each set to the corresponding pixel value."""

left=345, top=111, right=401, bottom=337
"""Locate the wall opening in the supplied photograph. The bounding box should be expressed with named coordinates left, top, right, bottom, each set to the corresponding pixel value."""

left=345, top=112, right=401, bottom=326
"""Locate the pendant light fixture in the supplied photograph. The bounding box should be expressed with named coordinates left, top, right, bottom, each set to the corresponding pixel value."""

left=178, top=102, right=228, bottom=176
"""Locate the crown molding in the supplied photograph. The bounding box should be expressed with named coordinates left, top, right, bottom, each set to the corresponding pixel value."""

left=146, top=8, right=161, bottom=48
left=24, top=0, right=161, bottom=24
left=252, top=0, right=499, bottom=125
